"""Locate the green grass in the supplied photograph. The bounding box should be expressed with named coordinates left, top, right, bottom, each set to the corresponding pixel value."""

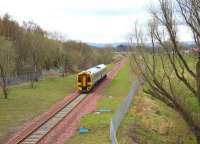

left=117, top=90, right=197, bottom=144
left=66, top=62, right=134, bottom=144
left=0, top=75, right=76, bottom=142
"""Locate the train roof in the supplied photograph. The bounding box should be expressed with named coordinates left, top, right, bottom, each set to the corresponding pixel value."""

left=86, top=64, right=106, bottom=75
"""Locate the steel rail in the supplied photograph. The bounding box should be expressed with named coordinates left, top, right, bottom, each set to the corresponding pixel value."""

left=18, top=94, right=88, bottom=144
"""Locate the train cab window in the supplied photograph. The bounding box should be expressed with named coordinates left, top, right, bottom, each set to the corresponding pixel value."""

left=78, top=76, right=82, bottom=82
left=87, top=76, right=91, bottom=82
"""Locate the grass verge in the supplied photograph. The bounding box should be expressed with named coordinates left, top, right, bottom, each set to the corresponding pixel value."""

left=117, top=89, right=197, bottom=144
left=0, top=75, right=76, bottom=142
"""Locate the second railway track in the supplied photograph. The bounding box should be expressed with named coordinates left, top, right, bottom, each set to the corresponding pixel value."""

left=19, top=94, right=87, bottom=144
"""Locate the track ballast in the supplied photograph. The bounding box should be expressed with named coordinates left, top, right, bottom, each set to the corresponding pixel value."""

left=19, top=94, right=87, bottom=144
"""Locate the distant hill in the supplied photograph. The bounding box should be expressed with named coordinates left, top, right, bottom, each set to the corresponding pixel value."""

left=180, top=41, right=195, bottom=48
left=88, top=42, right=128, bottom=48
left=88, top=41, right=195, bottom=50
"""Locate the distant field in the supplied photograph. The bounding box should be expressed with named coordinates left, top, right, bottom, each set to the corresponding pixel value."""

left=66, top=62, right=133, bottom=144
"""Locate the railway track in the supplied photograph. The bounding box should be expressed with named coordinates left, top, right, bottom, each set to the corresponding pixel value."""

left=7, top=59, right=127, bottom=144
left=18, top=94, right=87, bottom=144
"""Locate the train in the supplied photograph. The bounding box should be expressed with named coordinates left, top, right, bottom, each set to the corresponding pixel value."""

left=77, top=64, right=107, bottom=93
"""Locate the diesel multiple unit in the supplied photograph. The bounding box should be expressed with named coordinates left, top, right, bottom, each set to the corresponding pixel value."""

left=77, top=64, right=107, bottom=93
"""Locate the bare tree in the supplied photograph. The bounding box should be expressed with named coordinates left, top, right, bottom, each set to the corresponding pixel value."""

left=0, top=37, right=16, bottom=99
left=28, top=33, right=44, bottom=87
left=130, top=0, right=200, bottom=142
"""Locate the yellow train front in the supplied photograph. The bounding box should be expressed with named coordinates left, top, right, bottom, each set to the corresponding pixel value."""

left=77, top=64, right=107, bottom=93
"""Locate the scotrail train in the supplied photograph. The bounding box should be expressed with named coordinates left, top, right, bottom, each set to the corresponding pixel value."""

left=77, top=64, right=107, bottom=93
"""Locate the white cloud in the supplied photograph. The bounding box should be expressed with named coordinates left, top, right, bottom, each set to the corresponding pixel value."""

left=0, top=0, right=191, bottom=43
left=177, top=25, right=193, bottom=42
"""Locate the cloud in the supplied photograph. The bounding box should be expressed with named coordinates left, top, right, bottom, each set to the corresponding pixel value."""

left=0, top=0, right=191, bottom=43
left=177, top=25, right=193, bottom=42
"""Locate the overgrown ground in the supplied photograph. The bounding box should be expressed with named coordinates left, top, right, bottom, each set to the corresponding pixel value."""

left=117, top=90, right=197, bottom=144
left=117, top=54, right=198, bottom=144
left=66, top=62, right=134, bottom=144
left=0, top=75, right=77, bottom=142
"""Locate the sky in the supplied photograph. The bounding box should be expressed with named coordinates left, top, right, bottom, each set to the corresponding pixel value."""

left=0, top=0, right=193, bottom=43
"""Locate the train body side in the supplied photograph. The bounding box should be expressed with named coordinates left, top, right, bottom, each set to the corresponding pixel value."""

left=77, top=64, right=107, bottom=93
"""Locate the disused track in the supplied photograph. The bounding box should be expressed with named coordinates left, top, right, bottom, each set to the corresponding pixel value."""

left=18, top=94, right=87, bottom=144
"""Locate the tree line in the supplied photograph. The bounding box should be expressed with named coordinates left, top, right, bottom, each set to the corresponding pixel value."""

left=0, top=14, right=113, bottom=99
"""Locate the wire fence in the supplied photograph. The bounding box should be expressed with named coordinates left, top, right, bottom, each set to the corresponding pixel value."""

left=110, top=77, right=144, bottom=144
left=0, top=72, right=43, bottom=86
left=0, top=68, right=65, bottom=86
